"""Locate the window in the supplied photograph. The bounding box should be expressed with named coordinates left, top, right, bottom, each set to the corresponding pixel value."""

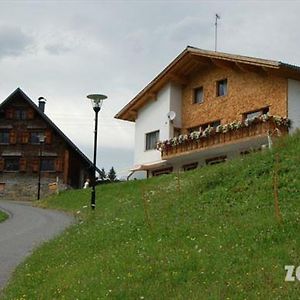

left=152, top=167, right=173, bottom=177
left=145, top=130, right=159, bottom=150
left=183, top=162, right=198, bottom=171
left=216, top=79, right=227, bottom=97
left=0, top=131, right=9, bottom=144
left=15, top=109, right=27, bottom=120
left=206, top=155, right=227, bottom=165
left=4, top=158, right=20, bottom=171
left=193, top=87, right=204, bottom=104
left=188, top=120, right=221, bottom=133
left=243, top=107, right=269, bottom=121
left=30, top=131, right=44, bottom=144
left=41, top=159, right=55, bottom=172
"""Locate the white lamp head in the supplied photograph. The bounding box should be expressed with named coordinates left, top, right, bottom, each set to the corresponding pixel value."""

left=87, top=94, right=107, bottom=112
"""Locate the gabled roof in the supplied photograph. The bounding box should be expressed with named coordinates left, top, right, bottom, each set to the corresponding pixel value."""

left=0, top=88, right=99, bottom=172
left=115, top=46, right=300, bottom=122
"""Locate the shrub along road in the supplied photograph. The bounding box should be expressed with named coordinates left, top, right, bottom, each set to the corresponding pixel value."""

left=0, top=200, right=73, bottom=291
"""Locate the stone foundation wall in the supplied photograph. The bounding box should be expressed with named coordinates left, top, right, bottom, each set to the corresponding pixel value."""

left=0, top=173, right=68, bottom=201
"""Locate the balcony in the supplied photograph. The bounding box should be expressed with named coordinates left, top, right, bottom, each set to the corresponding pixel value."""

left=157, top=115, right=290, bottom=159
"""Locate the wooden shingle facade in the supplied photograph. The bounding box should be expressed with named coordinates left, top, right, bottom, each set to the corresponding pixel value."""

left=0, top=88, right=94, bottom=200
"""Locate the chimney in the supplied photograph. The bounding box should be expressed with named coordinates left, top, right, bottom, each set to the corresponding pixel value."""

left=38, top=97, right=46, bottom=113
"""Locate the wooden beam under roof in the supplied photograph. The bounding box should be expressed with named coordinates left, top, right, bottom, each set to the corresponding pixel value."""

left=235, top=62, right=269, bottom=76
left=235, top=62, right=256, bottom=73
left=210, top=58, right=240, bottom=71
left=168, top=74, right=188, bottom=85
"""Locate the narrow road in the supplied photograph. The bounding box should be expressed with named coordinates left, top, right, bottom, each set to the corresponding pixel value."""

left=0, top=200, right=74, bottom=291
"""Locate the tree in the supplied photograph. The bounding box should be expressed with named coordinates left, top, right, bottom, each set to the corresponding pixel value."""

left=99, top=168, right=106, bottom=181
left=108, top=167, right=117, bottom=182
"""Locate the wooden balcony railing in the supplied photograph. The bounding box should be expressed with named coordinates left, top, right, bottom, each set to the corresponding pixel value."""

left=158, top=116, right=289, bottom=159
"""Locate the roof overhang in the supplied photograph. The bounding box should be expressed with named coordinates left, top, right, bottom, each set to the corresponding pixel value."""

left=115, top=46, right=300, bottom=122
left=130, top=160, right=167, bottom=171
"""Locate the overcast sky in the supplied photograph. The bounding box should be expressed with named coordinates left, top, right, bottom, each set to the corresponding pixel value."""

left=1, top=0, right=300, bottom=178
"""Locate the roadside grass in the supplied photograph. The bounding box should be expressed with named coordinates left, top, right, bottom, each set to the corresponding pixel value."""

left=2, top=133, right=300, bottom=299
left=0, top=210, right=8, bottom=223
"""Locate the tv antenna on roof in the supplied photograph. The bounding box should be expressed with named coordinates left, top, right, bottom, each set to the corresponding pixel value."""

left=215, top=13, right=221, bottom=52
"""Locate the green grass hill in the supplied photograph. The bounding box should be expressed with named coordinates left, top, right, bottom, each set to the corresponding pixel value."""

left=2, top=133, right=300, bottom=299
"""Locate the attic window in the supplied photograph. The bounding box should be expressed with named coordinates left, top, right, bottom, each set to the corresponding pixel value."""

left=15, top=109, right=27, bottom=120
left=216, top=79, right=227, bottom=97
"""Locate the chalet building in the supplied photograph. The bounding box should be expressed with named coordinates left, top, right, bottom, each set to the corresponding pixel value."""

left=0, top=88, right=95, bottom=200
left=115, top=46, right=300, bottom=178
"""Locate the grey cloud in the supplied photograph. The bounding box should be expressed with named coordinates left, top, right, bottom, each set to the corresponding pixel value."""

left=0, top=26, right=33, bottom=58
left=44, top=43, right=72, bottom=55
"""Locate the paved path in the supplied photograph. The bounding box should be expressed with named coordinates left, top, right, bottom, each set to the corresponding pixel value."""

left=0, top=200, right=74, bottom=291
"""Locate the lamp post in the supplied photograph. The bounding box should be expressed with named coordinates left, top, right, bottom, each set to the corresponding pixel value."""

left=87, top=93, right=107, bottom=210
left=37, top=133, right=45, bottom=200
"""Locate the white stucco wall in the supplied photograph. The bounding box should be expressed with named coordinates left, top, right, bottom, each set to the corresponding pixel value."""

left=288, top=79, right=300, bottom=132
left=134, top=83, right=172, bottom=165
left=169, top=83, right=182, bottom=132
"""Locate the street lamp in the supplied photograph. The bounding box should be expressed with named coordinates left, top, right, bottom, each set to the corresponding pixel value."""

left=87, top=93, right=107, bottom=210
left=37, top=133, right=45, bottom=200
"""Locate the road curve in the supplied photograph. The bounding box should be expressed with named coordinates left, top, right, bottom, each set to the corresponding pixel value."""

left=0, top=200, right=74, bottom=291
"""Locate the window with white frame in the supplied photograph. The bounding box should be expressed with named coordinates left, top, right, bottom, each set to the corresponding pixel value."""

left=145, top=130, right=159, bottom=151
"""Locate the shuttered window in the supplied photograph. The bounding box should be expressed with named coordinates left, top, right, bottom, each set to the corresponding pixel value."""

left=4, top=158, right=20, bottom=171
left=41, top=159, right=55, bottom=172
left=30, top=131, right=44, bottom=144
left=15, top=109, right=27, bottom=120
left=0, top=131, right=9, bottom=144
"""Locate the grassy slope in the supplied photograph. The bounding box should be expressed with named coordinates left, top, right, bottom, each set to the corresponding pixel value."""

left=2, top=133, right=300, bottom=299
left=0, top=210, right=8, bottom=223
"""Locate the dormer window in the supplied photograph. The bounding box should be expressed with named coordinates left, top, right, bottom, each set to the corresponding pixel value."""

left=216, top=79, right=227, bottom=97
